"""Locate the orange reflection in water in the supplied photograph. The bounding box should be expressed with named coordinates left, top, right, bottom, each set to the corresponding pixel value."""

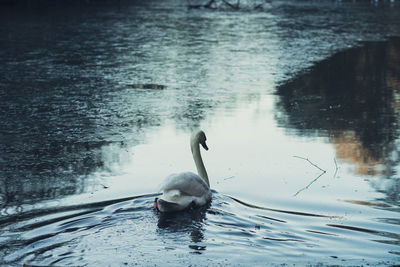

left=331, top=131, right=381, bottom=176
left=333, top=39, right=400, bottom=176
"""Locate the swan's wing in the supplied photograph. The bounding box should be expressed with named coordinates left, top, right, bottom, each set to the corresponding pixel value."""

left=159, top=172, right=210, bottom=197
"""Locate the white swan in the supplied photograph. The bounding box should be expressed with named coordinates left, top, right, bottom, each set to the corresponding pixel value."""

left=154, top=130, right=212, bottom=212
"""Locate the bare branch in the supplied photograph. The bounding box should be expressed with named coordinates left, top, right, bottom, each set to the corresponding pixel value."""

left=188, top=0, right=269, bottom=10
left=222, top=0, right=240, bottom=10
left=333, top=157, right=339, bottom=178
left=293, top=155, right=327, bottom=197
left=293, top=171, right=325, bottom=197
left=205, top=0, right=216, bottom=8
left=293, top=155, right=327, bottom=173
left=188, top=0, right=216, bottom=9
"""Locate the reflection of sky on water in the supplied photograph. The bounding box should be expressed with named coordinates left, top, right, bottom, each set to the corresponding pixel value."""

left=101, top=37, right=400, bottom=207
left=0, top=0, right=400, bottom=212
left=1, top=1, right=400, bottom=265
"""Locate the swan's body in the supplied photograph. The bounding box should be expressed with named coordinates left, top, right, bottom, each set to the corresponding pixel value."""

left=155, top=130, right=211, bottom=212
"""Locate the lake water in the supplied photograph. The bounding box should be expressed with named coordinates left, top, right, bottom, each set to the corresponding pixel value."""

left=1, top=0, right=400, bottom=266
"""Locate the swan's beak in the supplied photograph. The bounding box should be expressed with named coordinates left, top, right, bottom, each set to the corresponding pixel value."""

left=154, top=198, right=159, bottom=210
left=201, top=141, right=208, bottom=151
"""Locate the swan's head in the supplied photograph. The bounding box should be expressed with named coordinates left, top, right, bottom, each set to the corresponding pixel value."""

left=198, top=131, right=208, bottom=150
left=192, top=130, right=208, bottom=151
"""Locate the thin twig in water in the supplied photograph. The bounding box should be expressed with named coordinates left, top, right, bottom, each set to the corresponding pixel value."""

left=293, top=155, right=327, bottom=197
left=333, top=157, right=339, bottom=178
left=293, top=171, right=325, bottom=197
left=224, top=176, right=235, bottom=180
left=293, top=156, right=327, bottom=173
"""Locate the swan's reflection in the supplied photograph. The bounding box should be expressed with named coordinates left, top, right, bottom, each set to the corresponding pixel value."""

left=156, top=203, right=210, bottom=253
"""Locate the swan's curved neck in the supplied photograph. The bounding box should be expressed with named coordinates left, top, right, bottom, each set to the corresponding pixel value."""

left=191, top=137, right=209, bottom=187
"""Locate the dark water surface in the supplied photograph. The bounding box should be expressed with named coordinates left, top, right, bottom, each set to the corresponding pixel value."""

left=1, top=0, right=400, bottom=265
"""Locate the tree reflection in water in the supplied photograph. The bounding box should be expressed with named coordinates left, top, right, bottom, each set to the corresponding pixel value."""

left=275, top=37, right=400, bottom=205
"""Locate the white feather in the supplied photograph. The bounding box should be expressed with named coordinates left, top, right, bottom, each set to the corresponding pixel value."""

left=160, top=172, right=209, bottom=197
left=156, top=131, right=212, bottom=212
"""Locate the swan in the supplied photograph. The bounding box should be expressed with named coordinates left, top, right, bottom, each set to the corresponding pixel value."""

left=154, top=130, right=212, bottom=212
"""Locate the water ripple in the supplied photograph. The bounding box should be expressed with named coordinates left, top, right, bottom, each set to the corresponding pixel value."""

left=2, top=192, right=398, bottom=265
